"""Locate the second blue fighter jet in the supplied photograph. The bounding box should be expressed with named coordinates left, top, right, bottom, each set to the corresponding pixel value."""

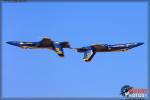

left=7, top=37, right=70, bottom=57
left=74, top=42, right=144, bottom=62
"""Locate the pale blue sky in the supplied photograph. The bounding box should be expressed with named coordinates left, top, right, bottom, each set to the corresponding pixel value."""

left=2, top=2, right=148, bottom=98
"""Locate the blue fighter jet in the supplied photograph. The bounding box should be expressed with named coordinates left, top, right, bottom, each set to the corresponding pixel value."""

left=74, top=42, right=144, bottom=62
left=7, top=37, right=70, bottom=57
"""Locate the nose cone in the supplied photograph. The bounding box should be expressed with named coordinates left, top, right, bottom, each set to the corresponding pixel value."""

left=131, top=42, right=144, bottom=48
left=136, top=42, right=144, bottom=46
left=6, top=41, right=13, bottom=45
left=6, top=41, right=20, bottom=46
left=137, top=42, right=144, bottom=46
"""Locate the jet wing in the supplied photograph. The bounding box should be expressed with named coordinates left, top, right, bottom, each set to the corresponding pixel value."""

left=91, top=44, right=108, bottom=52
left=40, top=38, right=52, bottom=45
left=91, top=44, right=107, bottom=49
left=83, top=49, right=96, bottom=62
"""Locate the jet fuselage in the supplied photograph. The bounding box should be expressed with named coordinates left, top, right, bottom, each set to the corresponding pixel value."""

left=78, top=42, right=144, bottom=53
left=7, top=41, right=46, bottom=49
left=75, top=42, right=144, bottom=62
left=7, top=38, right=70, bottom=58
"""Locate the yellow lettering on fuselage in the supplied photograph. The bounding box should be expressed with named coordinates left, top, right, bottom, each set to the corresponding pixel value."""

left=110, top=49, right=128, bottom=52
left=21, top=46, right=35, bottom=49
left=26, top=42, right=33, bottom=44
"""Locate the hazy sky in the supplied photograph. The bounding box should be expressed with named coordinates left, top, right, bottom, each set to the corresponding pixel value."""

left=2, top=2, right=148, bottom=98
